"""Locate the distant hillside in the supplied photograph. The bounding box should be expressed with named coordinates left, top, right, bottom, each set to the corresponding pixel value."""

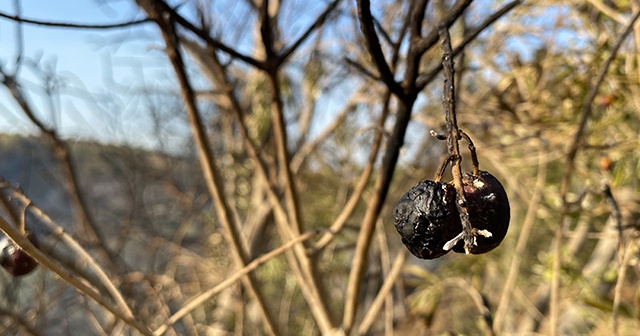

left=0, top=132, right=210, bottom=262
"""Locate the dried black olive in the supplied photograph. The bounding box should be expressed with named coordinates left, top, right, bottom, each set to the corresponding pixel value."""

left=451, top=171, right=510, bottom=254
left=393, top=179, right=461, bottom=259
left=394, top=171, right=510, bottom=258
left=0, top=231, right=39, bottom=277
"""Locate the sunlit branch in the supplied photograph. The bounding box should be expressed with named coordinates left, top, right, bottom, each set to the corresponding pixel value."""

left=0, top=10, right=149, bottom=29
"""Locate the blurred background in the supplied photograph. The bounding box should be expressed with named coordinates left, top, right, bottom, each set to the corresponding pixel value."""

left=0, top=0, right=639, bottom=335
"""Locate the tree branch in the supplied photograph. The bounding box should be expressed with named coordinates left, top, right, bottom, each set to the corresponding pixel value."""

left=0, top=10, right=149, bottom=29
left=356, top=0, right=404, bottom=97
left=135, top=1, right=278, bottom=334
left=551, top=9, right=640, bottom=335
left=416, top=0, right=521, bottom=90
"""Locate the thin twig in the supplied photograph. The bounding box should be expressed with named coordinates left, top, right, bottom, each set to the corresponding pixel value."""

left=135, top=1, right=279, bottom=334
left=493, top=152, right=547, bottom=331
left=416, top=0, right=522, bottom=90
left=412, top=0, right=473, bottom=55
left=0, top=212, right=152, bottom=336
left=356, top=250, right=407, bottom=335
left=602, top=183, right=626, bottom=336
left=355, top=0, right=404, bottom=97
left=551, top=9, right=640, bottom=335
left=439, top=28, right=480, bottom=254
left=0, top=10, right=149, bottom=29
left=1, top=187, right=134, bottom=324
left=309, top=91, right=390, bottom=254
left=186, top=37, right=335, bottom=333
left=1, top=63, right=117, bottom=273
left=153, top=230, right=321, bottom=336
left=280, top=0, right=342, bottom=63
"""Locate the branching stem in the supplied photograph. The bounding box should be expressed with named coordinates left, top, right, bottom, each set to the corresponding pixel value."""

left=439, top=27, right=476, bottom=254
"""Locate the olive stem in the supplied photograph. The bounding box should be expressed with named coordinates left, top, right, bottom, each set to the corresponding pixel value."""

left=434, top=154, right=454, bottom=182
left=439, top=27, right=476, bottom=254
left=459, top=130, right=479, bottom=175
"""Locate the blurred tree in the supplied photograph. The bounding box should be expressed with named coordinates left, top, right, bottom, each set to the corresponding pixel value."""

left=0, top=1, right=639, bottom=335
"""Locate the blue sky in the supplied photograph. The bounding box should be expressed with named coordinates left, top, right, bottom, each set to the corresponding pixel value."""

left=0, top=0, right=170, bottom=147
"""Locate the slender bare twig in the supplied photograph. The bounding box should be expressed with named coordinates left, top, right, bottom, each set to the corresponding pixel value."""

left=184, top=37, right=335, bottom=333
left=312, top=0, right=413, bottom=255
left=280, top=0, right=342, bottom=62
left=412, top=0, right=473, bottom=55
left=0, top=66, right=116, bottom=271
left=602, top=183, right=627, bottom=336
left=309, top=91, right=390, bottom=254
left=494, top=152, right=547, bottom=331
left=355, top=0, right=404, bottom=97
left=0, top=10, right=149, bottom=29
left=153, top=230, right=321, bottom=336
left=0, top=211, right=152, bottom=336
left=416, top=0, right=522, bottom=90
left=135, top=1, right=278, bottom=334
left=11, top=0, right=25, bottom=75
left=357, top=250, right=406, bottom=335
left=343, top=0, right=422, bottom=330
left=260, top=0, right=337, bottom=328
left=157, top=1, right=263, bottom=68
left=0, top=185, right=134, bottom=324
left=438, top=28, right=489, bottom=253
left=551, top=10, right=640, bottom=335
left=345, top=0, right=474, bottom=331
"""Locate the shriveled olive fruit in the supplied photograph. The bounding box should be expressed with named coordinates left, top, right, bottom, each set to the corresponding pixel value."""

left=394, top=170, right=510, bottom=258
left=0, top=231, right=39, bottom=277
left=451, top=171, right=510, bottom=254
left=393, top=180, right=461, bottom=259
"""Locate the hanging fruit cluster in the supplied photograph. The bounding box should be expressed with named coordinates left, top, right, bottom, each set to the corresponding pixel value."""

left=394, top=169, right=510, bottom=259
left=393, top=28, right=510, bottom=259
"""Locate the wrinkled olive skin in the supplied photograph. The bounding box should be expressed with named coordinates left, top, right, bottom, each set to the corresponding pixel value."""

left=394, top=171, right=510, bottom=258
left=452, top=171, right=510, bottom=254
left=0, top=232, right=39, bottom=277
left=393, top=180, right=461, bottom=259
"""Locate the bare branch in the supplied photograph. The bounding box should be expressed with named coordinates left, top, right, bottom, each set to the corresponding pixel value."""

left=0, top=68, right=117, bottom=270
left=0, top=194, right=151, bottom=336
left=153, top=229, right=322, bottom=336
left=155, top=1, right=264, bottom=69
left=0, top=10, right=149, bottom=29
left=412, top=0, right=473, bottom=55
left=280, top=0, right=342, bottom=63
left=551, top=9, right=640, bottom=335
left=135, top=1, right=278, bottom=334
left=438, top=27, right=476, bottom=254
left=416, top=0, right=522, bottom=90
left=356, top=0, right=404, bottom=97
left=356, top=250, right=407, bottom=335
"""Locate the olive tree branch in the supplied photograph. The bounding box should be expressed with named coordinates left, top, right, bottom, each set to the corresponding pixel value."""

left=356, top=250, right=407, bottom=335
left=355, top=0, right=404, bottom=97
left=0, top=185, right=135, bottom=327
left=551, top=9, right=640, bottom=335
left=411, top=0, right=473, bottom=55
left=182, top=38, right=335, bottom=333
left=602, top=183, right=627, bottom=336
left=416, top=0, right=522, bottom=90
left=259, top=0, right=339, bottom=330
left=0, top=68, right=117, bottom=271
left=438, top=28, right=487, bottom=254
left=0, top=190, right=151, bottom=336
left=135, top=1, right=278, bottom=334
left=279, top=0, right=342, bottom=63
left=153, top=229, right=322, bottom=336
left=0, top=10, right=149, bottom=29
